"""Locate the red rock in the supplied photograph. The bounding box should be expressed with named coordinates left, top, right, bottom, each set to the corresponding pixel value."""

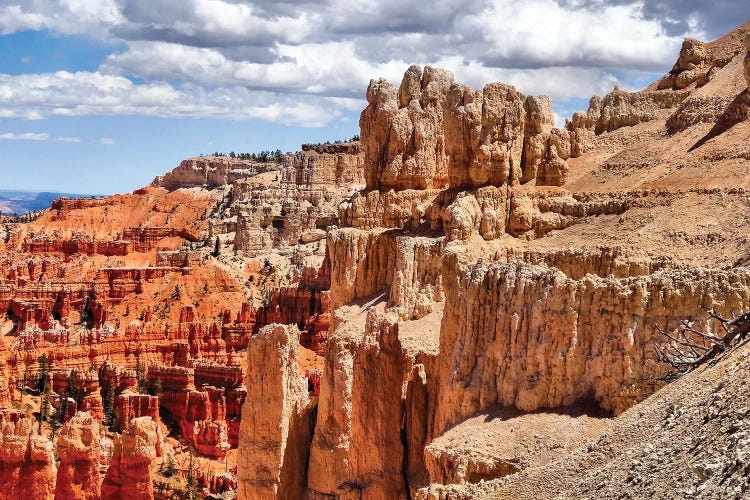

left=101, top=416, right=162, bottom=500
left=116, top=390, right=160, bottom=430
left=0, top=417, right=56, bottom=500
left=55, top=411, right=101, bottom=500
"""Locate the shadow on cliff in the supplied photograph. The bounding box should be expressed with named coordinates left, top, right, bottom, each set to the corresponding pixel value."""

left=480, top=398, right=613, bottom=424
left=688, top=89, right=750, bottom=152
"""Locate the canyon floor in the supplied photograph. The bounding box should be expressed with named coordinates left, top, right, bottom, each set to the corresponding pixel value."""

left=0, top=21, right=749, bottom=500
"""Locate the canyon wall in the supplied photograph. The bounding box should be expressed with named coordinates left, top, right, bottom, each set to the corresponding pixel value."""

left=0, top=413, right=56, bottom=500
left=234, top=38, right=750, bottom=497
left=55, top=412, right=101, bottom=500
left=152, top=156, right=279, bottom=190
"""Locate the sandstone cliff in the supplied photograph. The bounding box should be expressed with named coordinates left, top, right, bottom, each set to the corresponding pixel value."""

left=152, top=156, right=280, bottom=190
left=237, top=324, right=314, bottom=499
left=101, top=416, right=162, bottom=500
left=419, top=325, right=750, bottom=499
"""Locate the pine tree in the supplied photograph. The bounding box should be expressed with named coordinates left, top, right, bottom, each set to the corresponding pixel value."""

left=50, top=382, right=67, bottom=439
left=152, top=377, right=163, bottom=396
left=212, top=236, right=220, bottom=257
left=135, top=354, right=147, bottom=394
left=162, top=453, right=176, bottom=477
left=37, top=353, right=50, bottom=390
left=22, top=362, right=29, bottom=393
left=103, top=382, right=119, bottom=433
left=185, top=447, right=200, bottom=500
left=37, top=354, right=51, bottom=435
left=68, top=369, right=83, bottom=410
left=39, top=379, right=51, bottom=435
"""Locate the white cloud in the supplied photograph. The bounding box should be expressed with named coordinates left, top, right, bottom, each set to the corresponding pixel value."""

left=460, top=0, right=697, bottom=72
left=56, top=136, right=82, bottom=143
left=0, top=1, right=122, bottom=37
left=0, top=132, right=82, bottom=142
left=99, top=137, right=116, bottom=145
left=100, top=40, right=630, bottom=105
left=0, top=132, right=50, bottom=141
left=0, top=71, right=358, bottom=126
left=101, top=40, right=408, bottom=97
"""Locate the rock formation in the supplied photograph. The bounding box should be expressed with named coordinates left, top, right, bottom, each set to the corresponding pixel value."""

left=101, top=416, right=162, bottom=500
left=55, top=412, right=101, bottom=500
left=744, top=32, right=750, bottom=88
left=237, top=324, right=315, bottom=499
left=152, top=156, right=280, bottom=190
left=229, top=143, right=364, bottom=255
left=307, top=309, right=416, bottom=498
left=361, top=65, right=567, bottom=188
left=0, top=416, right=56, bottom=500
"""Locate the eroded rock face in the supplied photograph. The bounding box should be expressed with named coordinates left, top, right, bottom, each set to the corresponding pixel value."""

left=231, top=145, right=364, bottom=256
left=307, top=309, right=411, bottom=498
left=360, top=65, right=565, bottom=189
left=152, top=157, right=279, bottom=190
left=593, top=87, right=688, bottom=134
left=521, top=96, right=554, bottom=183
left=656, top=36, right=734, bottom=91
left=431, top=259, right=750, bottom=435
left=55, top=412, right=101, bottom=500
left=0, top=417, right=56, bottom=500
left=101, top=416, right=162, bottom=500
left=237, top=324, right=314, bottom=499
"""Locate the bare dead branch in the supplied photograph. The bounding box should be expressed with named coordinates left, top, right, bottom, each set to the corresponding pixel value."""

left=652, top=310, right=750, bottom=382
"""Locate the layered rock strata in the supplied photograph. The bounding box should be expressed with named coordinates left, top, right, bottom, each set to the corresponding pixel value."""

left=230, top=144, right=364, bottom=255
left=152, top=156, right=280, bottom=190
left=307, top=309, right=418, bottom=498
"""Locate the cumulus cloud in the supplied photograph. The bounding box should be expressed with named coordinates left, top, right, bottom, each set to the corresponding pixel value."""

left=0, top=0, right=747, bottom=126
left=0, top=1, right=122, bottom=37
left=100, top=40, right=408, bottom=97
left=0, top=71, right=358, bottom=126
left=0, top=132, right=82, bottom=142
left=461, top=0, right=692, bottom=72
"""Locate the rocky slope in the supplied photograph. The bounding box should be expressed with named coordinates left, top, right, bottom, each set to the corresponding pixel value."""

left=419, top=330, right=750, bottom=499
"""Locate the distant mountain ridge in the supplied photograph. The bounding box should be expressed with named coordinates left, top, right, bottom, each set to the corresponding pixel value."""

left=0, top=190, right=101, bottom=215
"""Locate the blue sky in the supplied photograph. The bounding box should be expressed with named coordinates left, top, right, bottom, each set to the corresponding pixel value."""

left=0, top=1, right=746, bottom=194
